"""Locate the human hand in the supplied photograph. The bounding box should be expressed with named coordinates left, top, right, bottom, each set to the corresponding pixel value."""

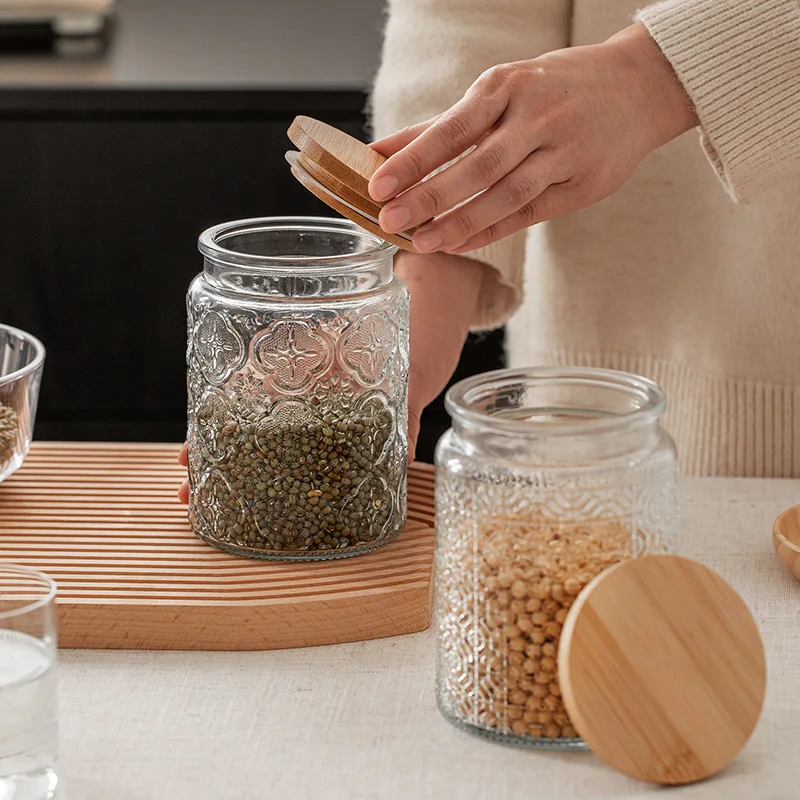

left=369, top=22, right=698, bottom=254
left=395, top=251, right=485, bottom=462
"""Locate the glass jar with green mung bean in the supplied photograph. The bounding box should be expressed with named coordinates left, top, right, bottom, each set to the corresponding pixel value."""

left=186, top=217, right=409, bottom=560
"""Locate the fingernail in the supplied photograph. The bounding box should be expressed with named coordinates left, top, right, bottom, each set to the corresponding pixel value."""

left=445, top=240, right=468, bottom=252
left=413, top=229, right=443, bottom=253
left=381, top=204, right=412, bottom=233
left=370, top=174, right=398, bottom=202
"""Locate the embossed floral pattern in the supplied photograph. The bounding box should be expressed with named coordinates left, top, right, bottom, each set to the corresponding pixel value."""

left=434, top=459, right=677, bottom=744
left=250, top=320, right=333, bottom=392
left=227, top=368, right=271, bottom=415
left=340, top=313, right=396, bottom=386
left=194, top=310, right=245, bottom=385
left=189, top=468, right=246, bottom=541
left=186, top=285, right=410, bottom=559
left=307, top=373, right=358, bottom=412
left=194, top=388, right=237, bottom=463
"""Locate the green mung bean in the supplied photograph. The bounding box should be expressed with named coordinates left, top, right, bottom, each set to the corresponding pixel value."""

left=191, top=406, right=396, bottom=554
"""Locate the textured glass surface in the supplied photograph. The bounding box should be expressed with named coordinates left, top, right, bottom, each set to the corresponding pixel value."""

left=434, top=369, right=678, bottom=747
left=186, top=219, right=409, bottom=560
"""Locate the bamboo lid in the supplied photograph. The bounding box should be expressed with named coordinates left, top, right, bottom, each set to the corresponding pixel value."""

left=286, top=116, right=419, bottom=252
left=558, top=554, right=766, bottom=786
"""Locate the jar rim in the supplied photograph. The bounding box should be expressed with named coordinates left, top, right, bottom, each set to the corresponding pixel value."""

left=445, top=367, right=666, bottom=438
left=0, top=323, right=46, bottom=389
left=198, top=216, right=396, bottom=274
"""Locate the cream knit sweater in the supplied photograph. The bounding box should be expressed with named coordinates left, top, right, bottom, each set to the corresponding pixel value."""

left=371, top=0, right=800, bottom=477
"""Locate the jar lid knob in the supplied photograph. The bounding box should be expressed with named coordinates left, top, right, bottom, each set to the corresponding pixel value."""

left=558, top=554, right=766, bottom=785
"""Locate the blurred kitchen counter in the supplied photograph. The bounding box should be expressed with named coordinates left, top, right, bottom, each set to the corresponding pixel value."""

left=0, top=0, right=384, bottom=111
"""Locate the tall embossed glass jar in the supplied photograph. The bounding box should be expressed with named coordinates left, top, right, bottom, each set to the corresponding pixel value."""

left=434, top=368, right=678, bottom=747
left=186, top=217, right=409, bottom=560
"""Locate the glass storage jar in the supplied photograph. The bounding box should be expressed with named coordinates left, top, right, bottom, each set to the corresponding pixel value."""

left=186, top=217, right=409, bottom=560
left=0, top=324, right=45, bottom=483
left=434, top=367, right=678, bottom=747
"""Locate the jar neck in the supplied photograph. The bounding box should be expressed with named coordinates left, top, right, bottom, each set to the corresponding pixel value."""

left=447, top=368, right=667, bottom=466
left=198, top=217, right=396, bottom=299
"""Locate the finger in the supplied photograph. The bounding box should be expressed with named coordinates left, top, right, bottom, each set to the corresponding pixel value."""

left=379, top=133, right=543, bottom=237
left=178, top=479, right=190, bottom=505
left=369, top=118, right=436, bottom=159
left=447, top=181, right=576, bottom=252
left=410, top=151, right=560, bottom=252
left=369, top=92, right=507, bottom=202
left=178, top=442, right=189, bottom=466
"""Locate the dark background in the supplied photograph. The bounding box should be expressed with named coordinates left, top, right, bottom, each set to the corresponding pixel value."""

left=0, top=0, right=504, bottom=463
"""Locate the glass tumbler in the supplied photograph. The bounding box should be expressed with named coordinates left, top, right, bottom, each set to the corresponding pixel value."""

left=186, top=217, right=409, bottom=560
left=434, top=367, right=678, bottom=748
left=0, top=325, right=45, bottom=484
left=0, top=563, right=58, bottom=800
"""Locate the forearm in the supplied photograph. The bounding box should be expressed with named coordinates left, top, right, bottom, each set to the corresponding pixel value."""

left=606, top=23, right=698, bottom=152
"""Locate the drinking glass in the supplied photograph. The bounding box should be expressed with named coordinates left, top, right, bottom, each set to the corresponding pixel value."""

left=0, top=564, right=58, bottom=800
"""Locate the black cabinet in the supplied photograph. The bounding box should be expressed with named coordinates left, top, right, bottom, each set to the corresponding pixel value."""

left=0, top=98, right=367, bottom=442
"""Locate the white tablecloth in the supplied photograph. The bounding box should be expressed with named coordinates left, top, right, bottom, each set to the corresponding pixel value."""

left=57, top=478, right=800, bottom=800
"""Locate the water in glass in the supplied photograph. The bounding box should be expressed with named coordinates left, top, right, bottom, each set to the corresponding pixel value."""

left=0, top=630, right=57, bottom=800
left=0, top=565, right=58, bottom=800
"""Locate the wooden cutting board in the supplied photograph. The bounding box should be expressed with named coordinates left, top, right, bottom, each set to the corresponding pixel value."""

left=0, top=442, right=435, bottom=650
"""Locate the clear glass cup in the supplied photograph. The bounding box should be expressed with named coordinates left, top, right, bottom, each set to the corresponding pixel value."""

left=434, top=367, right=678, bottom=748
left=0, top=324, right=46, bottom=484
left=186, top=217, right=409, bottom=560
left=0, top=563, right=58, bottom=799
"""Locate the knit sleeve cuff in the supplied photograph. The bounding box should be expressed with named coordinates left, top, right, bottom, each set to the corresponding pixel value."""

left=459, top=232, right=526, bottom=332
left=637, top=0, right=800, bottom=201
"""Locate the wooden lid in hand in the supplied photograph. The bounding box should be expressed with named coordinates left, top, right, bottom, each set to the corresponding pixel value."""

left=286, top=116, right=418, bottom=252
left=558, top=554, right=766, bottom=786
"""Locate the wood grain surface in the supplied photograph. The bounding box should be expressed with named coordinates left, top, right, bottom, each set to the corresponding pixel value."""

left=288, top=115, right=384, bottom=197
left=558, top=554, right=766, bottom=786
left=0, top=442, right=435, bottom=651
left=289, top=157, right=417, bottom=253
left=298, top=150, right=385, bottom=220
left=286, top=115, right=419, bottom=252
